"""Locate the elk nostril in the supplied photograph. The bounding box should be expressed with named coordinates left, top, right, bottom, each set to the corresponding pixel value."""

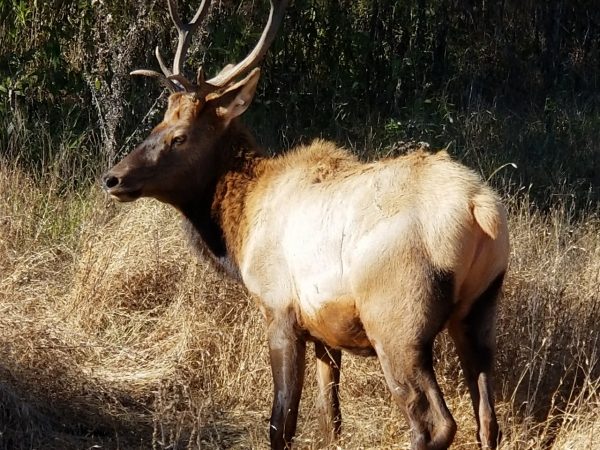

left=103, top=174, right=120, bottom=189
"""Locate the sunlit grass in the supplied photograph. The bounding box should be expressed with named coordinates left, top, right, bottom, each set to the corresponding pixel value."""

left=0, top=150, right=598, bottom=449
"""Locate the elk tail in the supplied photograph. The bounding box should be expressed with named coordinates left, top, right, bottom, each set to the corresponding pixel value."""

left=471, top=190, right=503, bottom=240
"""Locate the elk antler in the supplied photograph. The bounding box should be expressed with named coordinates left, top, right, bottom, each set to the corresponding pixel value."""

left=131, top=0, right=212, bottom=92
left=130, top=0, right=288, bottom=94
left=205, top=0, right=289, bottom=88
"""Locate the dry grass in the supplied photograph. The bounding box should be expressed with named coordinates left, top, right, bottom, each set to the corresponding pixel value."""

left=0, top=161, right=598, bottom=449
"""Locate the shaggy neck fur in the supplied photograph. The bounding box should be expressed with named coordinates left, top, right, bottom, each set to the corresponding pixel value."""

left=178, top=120, right=265, bottom=278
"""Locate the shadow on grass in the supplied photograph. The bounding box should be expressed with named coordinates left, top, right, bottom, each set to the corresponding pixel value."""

left=0, top=360, right=249, bottom=450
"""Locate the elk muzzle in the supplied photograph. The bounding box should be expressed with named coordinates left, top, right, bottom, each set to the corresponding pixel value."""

left=101, top=168, right=143, bottom=202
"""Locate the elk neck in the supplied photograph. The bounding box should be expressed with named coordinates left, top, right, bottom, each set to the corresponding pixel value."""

left=177, top=120, right=266, bottom=278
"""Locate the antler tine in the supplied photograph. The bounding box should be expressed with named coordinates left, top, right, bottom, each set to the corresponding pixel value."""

left=130, top=0, right=211, bottom=92
left=206, top=0, right=289, bottom=88
left=130, top=69, right=180, bottom=92
left=155, top=46, right=172, bottom=77
left=168, top=0, right=212, bottom=77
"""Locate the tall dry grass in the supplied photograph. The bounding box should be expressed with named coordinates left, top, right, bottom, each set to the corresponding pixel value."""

left=0, top=157, right=598, bottom=449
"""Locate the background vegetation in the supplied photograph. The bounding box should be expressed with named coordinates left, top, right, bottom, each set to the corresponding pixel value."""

left=2, top=0, right=598, bottom=197
left=1, top=0, right=598, bottom=449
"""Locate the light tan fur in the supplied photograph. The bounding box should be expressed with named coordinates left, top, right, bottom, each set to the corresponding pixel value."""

left=238, top=143, right=508, bottom=310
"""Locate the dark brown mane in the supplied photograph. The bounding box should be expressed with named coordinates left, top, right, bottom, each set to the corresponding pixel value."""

left=178, top=120, right=265, bottom=279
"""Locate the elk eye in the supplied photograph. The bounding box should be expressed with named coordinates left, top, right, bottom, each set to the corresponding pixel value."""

left=172, top=135, right=187, bottom=146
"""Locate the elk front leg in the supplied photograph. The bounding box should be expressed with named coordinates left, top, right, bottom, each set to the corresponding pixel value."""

left=267, top=310, right=306, bottom=450
left=314, top=341, right=342, bottom=443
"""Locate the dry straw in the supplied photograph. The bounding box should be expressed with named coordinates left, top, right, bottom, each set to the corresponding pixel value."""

left=1, top=161, right=598, bottom=449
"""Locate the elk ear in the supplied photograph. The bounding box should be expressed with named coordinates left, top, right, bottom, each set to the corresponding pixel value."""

left=210, top=68, right=261, bottom=124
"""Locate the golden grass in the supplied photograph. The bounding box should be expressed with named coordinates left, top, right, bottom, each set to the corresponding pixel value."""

left=0, top=162, right=598, bottom=449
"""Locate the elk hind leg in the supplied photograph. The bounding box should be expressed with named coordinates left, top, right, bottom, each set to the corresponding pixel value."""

left=314, top=341, right=342, bottom=443
left=362, top=277, right=457, bottom=449
left=449, top=273, right=504, bottom=449
left=375, top=339, right=456, bottom=450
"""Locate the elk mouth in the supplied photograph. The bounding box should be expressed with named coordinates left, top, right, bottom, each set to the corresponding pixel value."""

left=105, top=187, right=142, bottom=202
left=102, top=174, right=143, bottom=202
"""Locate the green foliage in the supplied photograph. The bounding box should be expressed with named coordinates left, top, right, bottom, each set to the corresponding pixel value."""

left=0, top=0, right=598, bottom=202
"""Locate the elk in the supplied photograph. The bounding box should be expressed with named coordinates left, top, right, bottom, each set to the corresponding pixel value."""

left=102, top=1, right=509, bottom=449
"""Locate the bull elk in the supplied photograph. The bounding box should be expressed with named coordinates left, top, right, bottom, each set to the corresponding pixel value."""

left=102, top=1, right=510, bottom=448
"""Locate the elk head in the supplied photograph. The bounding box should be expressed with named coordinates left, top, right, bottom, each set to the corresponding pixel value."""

left=102, top=0, right=288, bottom=207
